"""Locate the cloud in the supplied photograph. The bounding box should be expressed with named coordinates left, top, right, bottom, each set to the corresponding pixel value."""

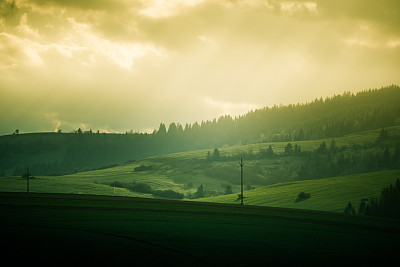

left=20, top=0, right=133, bottom=11
left=139, top=0, right=205, bottom=18
left=204, top=97, right=260, bottom=117
left=280, top=1, right=318, bottom=15
left=61, top=17, right=164, bottom=69
left=0, top=0, right=399, bottom=135
left=316, top=0, right=400, bottom=33
left=0, top=32, right=45, bottom=68
left=16, top=12, right=41, bottom=39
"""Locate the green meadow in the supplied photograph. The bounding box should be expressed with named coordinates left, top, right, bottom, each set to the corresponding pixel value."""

left=1, top=126, right=400, bottom=214
left=199, top=169, right=400, bottom=212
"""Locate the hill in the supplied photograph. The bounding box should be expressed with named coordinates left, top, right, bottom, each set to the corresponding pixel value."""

left=1, top=192, right=399, bottom=266
left=199, top=169, right=400, bottom=213
left=1, top=126, right=399, bottom=213
left=1, top=85, right=400, bottom=176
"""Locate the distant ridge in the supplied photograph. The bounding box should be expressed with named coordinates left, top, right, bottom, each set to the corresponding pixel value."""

left=1, top=85, right=400, bottom=176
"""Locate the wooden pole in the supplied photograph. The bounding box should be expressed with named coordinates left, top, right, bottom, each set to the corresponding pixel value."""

left=239, top=157, right=244, bottom=205
left=26, top=168, right=30, bottom=193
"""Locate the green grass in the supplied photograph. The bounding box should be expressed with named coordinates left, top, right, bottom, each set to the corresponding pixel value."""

left=198, top=169, right=400, bottom=213
left=1, top=192, right=399, bottom=265
left=1, top=126, right=399, bottom=212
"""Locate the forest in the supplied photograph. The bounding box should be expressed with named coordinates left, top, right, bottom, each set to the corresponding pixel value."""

left=1, top=85, right=400, bottom=176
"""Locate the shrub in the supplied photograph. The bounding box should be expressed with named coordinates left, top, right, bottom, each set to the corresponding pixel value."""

left=131, top=182, right=153, bottom=194
left=134, top=165, right=153, bottom=172
left=109, top=181, right=153, bottom=194
left=295, top=192, right=311, bottom=202
left=153, top=190, right=184, bottom=199
left=110, top=181, right=125, bottom=188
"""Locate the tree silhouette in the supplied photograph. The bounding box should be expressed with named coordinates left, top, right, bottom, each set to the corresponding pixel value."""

left=157, top=123, right=166, bottom=135
left=344, top=202, right=356, bottom=215
left=167, top=122, right=178, bottom=135
left=285, top=143, right=293, bottom=155
left=213, top=148, right=220, bottom=159
left=195, top=184, right=204, bottom=198
left=225, top=185, right=233, bottom=195
left=329, top=139, right=337, bottom=154
left=316, top=141, right=328, bottom=155
left=294, top=144, right=301, bottom=155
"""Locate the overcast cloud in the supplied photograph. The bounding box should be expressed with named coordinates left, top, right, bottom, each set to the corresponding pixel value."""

left=0, top=0, right=399, bottom=135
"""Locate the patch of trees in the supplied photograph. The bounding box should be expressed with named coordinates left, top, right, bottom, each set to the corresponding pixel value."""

left=173, top=85, right=400, bottom=145
left=357, top=179, right=400, bottom=219
left=206, top=148, right=222, bottom=161
left=186, top=184, right=211, bottom=199
left=200, top=128, right=399, bottom=185
left=285, top=143, right=302, bottom=156
left=298, top=130, right=400, bottom=180
left=205, top=145, right=277, bottom=162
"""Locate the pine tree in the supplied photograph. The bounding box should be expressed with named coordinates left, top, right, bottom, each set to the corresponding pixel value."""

left=329, top=139, right=337, bottom=154
left=225, top=185, right=233, bottom=195
left=285, top=143, right=293, bottom=155
left=195, top=184, right=204, bottom=198
left=213, top=148, right=220, bottom=159
left=344, top=202, right=356, bottom=215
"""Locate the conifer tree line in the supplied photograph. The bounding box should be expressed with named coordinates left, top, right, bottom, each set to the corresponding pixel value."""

left=152, top=85, right=400, bottom=146
left=345, top=179, right=400, bottom=219
left=1, top=85, right=400, bottom=176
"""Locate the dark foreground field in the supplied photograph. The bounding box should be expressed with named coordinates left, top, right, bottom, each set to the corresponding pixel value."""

left=0, top=193, right=399, bottom=266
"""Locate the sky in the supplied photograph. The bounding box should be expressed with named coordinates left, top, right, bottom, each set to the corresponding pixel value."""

left=0, top=0, right=399, bottom=135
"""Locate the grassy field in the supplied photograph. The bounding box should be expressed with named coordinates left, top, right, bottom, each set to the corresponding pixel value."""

left=1, top=126, right=399, bottom=213
left=1, top=192, right=399, bottom=266
left=199, top=169, right=400, bottom=213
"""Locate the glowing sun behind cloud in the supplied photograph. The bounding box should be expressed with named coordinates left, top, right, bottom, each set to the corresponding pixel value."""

left=0, top=0, right=399, bottom=135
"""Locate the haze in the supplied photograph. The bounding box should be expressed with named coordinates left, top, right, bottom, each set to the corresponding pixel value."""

left=1, top=0, right=399, bottom=135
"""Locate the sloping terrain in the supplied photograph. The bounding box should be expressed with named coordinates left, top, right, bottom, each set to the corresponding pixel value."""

left=1, top=126, right=399, bottom=215
left=1, top=192, right=399, bottom=266
left=199, top=169, right=400, bottom=213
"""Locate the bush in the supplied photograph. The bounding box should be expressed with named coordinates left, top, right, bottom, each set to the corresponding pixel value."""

left=109, top=181, right=153, bottom=194
left=110, top=181, right=125, bottom=188
left=131, top=182, right=153, bottom=194
left=295, top=192, right=311, bottom=202
left=134, top=165, right=153, bottom=172
left=153, top=190, right=184, bottom=199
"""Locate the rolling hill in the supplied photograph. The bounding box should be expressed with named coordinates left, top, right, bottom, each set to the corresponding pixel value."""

left=1, top=126, right=399, bottom=214
left=199, top=169, right=400, bottom=213
left=2, top=85, right=400, bottom=177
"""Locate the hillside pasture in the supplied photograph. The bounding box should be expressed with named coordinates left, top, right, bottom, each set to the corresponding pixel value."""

left=1, top=127, right=399, bottom=210
left=200, top=169, right=400, bottom=212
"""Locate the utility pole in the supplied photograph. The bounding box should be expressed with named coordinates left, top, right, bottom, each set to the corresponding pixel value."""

left=239, top=157, right=244, bottom=205
left=25, top=168, right=30, bottom=193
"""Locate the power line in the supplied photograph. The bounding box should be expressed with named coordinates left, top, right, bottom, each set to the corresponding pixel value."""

left=239, top=157, right=244, bottom=205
